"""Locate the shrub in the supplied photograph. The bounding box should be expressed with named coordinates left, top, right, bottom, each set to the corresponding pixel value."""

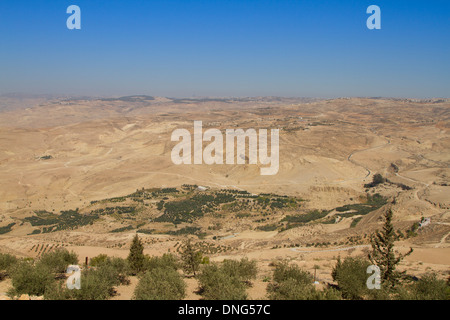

left=221, top=258, right=257, bottom=283
left=39, top=248, right=78, bottom=274
left=143, top=253, right=179, bottom=272
left=133, top=268, right=186, bottom=300
left=10, top=261, right=55, bottom=296
left=364, top=174, right=385, bottom=188
left=268, top=278, right=341, bottom=300
left=90, top=255, right=130, bottom=285
left=89, top=254, right=109, bottom=266
left=0, top=253, right=18, bottom=273
left=267, top=261, right=339, bottom=300
left=399, top=273, right=449, bottom=300
left=44, top=280, right=73, bottom=300
left=198, top=263, right=247, bottom=300
left=331, top=256, right=371, bottom=300
left=272, top=261, right=312, bottom=285
left=45, top=261, right=128, bottom=300
left=70, top=267, right=117, bottom=300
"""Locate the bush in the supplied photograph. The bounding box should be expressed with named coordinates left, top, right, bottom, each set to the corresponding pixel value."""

left=44, top=280, right=73, bottom=300
left=198, top=263, right=247, bottom=300
left=46, top=266, right=119, bottom=300
left=267, top=261, right=339, bottom=300
left=133, top=267, right=186, bottom=300
left=45, top=260, right=129, bottom=300
left=143, top=253, right=179, bottom=272
left=221, top=258, right=257, bottom=283
left=364, top=174, right=385, bottom=188
left=89, top=254, right=109, bottom=267
left=10, top=261, right=55, bottom=296
left=0, top=253, right=18, bottom=273
left=68, top=267, right=116, bottom=300
left=269, top=278, right=341, bottom=300
left=331, top=256, right=371, bottom=300
left=39, top=248, right=78, bottom=274
left=397, top=273, right=449, bottom=300
left=90, top=255, right=130, bottom=285
left=272, top=261, right=312, bottom=285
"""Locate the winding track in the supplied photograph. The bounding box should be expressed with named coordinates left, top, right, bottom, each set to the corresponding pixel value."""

left=290, top=244, right=370, bottom=253
left=347, top=138, right=391, bottom=179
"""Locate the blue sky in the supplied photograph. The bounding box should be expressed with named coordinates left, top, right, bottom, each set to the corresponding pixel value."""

left=0, top=0, right=449, bottom=98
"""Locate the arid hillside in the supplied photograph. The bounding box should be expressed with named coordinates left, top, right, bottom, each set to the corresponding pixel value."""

left=0, top=96, right=449, bottom=299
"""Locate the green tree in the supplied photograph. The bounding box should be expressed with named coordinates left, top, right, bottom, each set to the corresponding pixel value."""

left=368, top=209, right=413, bottom=289
left=90, top=255, right=130, bottom=285
left=332, top=256, right=371, bottom=300
left=39, top=248, right=78, bottom=274
left=372, top=174, right=385, bottom=185
left=397, top=273, right=449, bottom=300
left=0, top=253, right=18, bottom=278
left=133, top=268, right=186, bottom=300
left=9, top=261, right=55, bottom=297
left=127, top=234, right=145, bottom=275
left=45, top=261, right=128, bottom=300
left=69, top=267, right=117, bottom=300
left=143, top=253, right=179, bottom=272
left=221, top=258, right=257, bottom=283
left=198, top=263, right=247, bottom=300
left=267, top=261, right=340, bottom=300
left=180, top=240, right=203, bottom=276
left=89, top=254, right=109, bottom=267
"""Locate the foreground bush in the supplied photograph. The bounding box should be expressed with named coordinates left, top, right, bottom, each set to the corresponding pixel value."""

left=9, top=261, right=55, bottom=296
left=331, top=256, right=371, bottom=300
left=198, top=263, right=247, bottom=300
left=143, top=253, right=179, bottom=272
left=396, top=273, right=449, bottom=300
left=272, top=261, right=312, bottom=285
left=90, top=254, right=130, bottom=285
left=39, top=248, right=78, bottom=274
left=267, top=261, right=341, bottom=300
left=72, top=267, right=117, bottom=300
left=45, top=266, right=118, bottom=300
left=221, top=258, right=257, bottom=283
left=0, top=253, right=18, bottom=275
left=269, top=278, right=341, bottom=300
left=89, top=254, right=109, bottom=267
left=133, top=267, right=186, bottom=300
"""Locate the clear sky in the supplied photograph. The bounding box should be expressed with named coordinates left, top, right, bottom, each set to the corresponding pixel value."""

left=0, top=0, right=449, bottom=98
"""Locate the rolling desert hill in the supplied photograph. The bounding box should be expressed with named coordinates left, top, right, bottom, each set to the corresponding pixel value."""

left=0, top=95, right=449, bottom=299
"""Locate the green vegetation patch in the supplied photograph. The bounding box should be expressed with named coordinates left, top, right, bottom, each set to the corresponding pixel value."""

left=24, top=209, right=98, bottom=233
left=0, top=223, right=16, bottom=235
left=283, top=209, right=330, bottom=224
left=166, top=226, right=202, bottom=236
left=110, top=225, right=135, bottom=233
left=335, top=194, right=387, bottom=218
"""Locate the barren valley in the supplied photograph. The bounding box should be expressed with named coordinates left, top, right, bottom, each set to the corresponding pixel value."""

left=0, top=95, right=449, bottom=299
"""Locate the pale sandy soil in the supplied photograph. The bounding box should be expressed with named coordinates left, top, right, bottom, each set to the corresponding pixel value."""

left=0, top=96, right=449, bottom=299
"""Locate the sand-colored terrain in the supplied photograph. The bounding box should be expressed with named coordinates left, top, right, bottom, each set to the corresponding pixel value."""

left=0, top=95, right=449, bottom=298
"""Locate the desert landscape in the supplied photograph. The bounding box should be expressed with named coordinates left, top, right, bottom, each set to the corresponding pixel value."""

left=0, top=94, right=449, bottom=299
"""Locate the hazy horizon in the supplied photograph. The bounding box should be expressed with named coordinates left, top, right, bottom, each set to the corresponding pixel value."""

left=1, top=1, right=449, bottom=98
left=1, top=92, right=449, bottom=101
